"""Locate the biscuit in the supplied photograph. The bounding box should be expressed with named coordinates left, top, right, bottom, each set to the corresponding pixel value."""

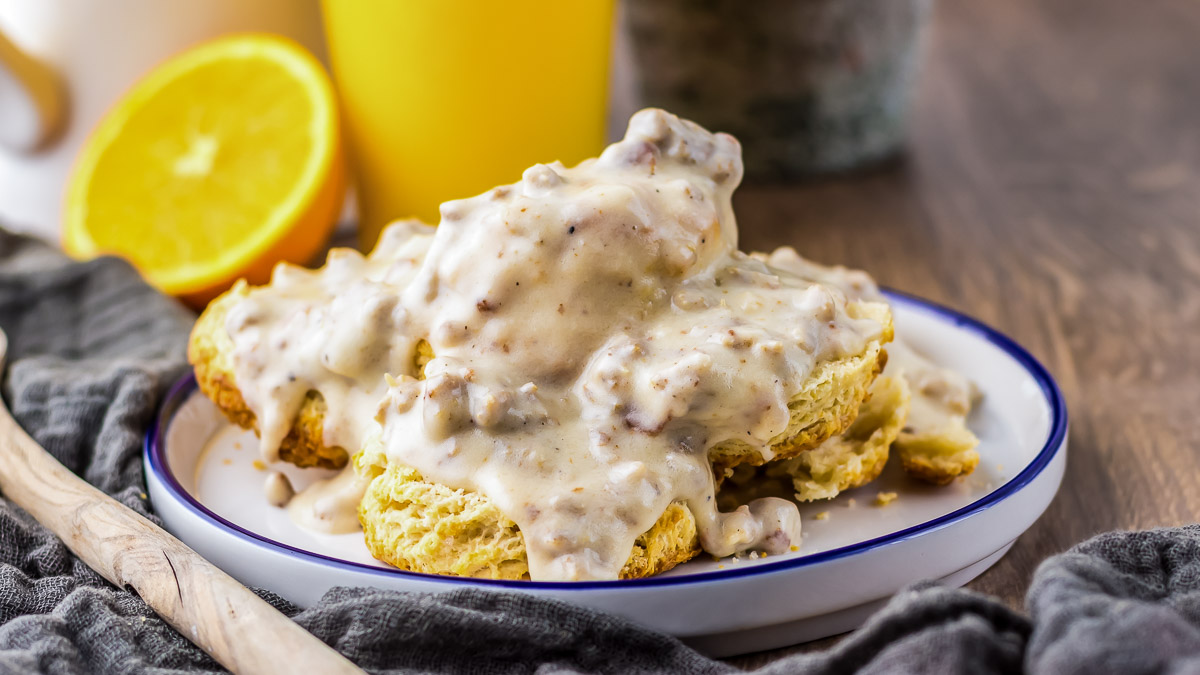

left=355, top=439, right=701, bottom=579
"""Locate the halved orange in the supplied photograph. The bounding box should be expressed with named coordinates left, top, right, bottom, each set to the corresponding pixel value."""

left=63, top=34, right=345, bottom=308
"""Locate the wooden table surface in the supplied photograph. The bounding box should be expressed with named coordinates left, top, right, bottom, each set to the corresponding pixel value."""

left=728, top=0, right=1200, bottom=665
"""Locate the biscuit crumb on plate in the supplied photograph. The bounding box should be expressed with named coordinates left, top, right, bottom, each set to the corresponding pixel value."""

left=813, top=511, right=830, bottom=521
left=874, top=491, right=899, bottom=506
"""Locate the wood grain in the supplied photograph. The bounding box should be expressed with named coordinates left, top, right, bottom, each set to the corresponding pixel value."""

left=731, top=0, right=1200, bottom=666
left=0, top=331, right=364, bottom=674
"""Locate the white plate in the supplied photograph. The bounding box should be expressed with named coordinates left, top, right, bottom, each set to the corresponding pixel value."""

left=145, top=291, right=1067, bottom=657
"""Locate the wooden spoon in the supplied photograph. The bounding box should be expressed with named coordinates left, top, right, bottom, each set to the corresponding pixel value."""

left=0, top=328, right=364, bottom=675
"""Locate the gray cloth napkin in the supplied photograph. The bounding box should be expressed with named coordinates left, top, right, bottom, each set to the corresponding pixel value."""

left=2, top=228, right=1198, bottom=674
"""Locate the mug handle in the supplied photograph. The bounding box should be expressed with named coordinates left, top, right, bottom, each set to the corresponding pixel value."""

left=0, top=29, right=66, bottom=153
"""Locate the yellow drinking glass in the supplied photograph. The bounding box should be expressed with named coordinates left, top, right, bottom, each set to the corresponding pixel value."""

left=320, top=0, right=616, bottom=250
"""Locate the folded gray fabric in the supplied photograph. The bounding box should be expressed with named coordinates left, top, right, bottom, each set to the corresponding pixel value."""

left=1, top=228, right=1197, bottom=674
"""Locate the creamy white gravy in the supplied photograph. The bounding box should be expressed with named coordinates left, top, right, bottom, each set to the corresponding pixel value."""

left=286, top=467, right=368, bottom=534
left=225, top=223, right=436, bottom=462
left=263, top=471, right=295, bottom=508
left=225, top=109, right=890, bottom=580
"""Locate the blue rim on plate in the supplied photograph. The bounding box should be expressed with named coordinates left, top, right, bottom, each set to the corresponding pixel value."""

left=145, top=290, right=1068, bottom=590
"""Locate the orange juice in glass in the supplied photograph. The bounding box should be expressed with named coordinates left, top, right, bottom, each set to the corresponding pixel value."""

left=320, top=0, right=616, bottom=249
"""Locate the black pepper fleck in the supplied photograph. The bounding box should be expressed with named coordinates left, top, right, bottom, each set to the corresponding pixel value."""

left=568, top=226, right=576, bottom=234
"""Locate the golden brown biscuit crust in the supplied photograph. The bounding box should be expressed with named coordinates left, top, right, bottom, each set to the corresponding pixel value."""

left=894, top=425, right=981, bottom=485
left=774, top=374, right=911, bottom=501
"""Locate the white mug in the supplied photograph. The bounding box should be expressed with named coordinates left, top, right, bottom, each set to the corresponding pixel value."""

left=0, top=0, right=326, bottom=242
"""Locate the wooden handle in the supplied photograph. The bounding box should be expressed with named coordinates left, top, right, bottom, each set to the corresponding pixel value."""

left=0, top=30, right=66, bottom=152
left=0, top=335, right=364, bottom=675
